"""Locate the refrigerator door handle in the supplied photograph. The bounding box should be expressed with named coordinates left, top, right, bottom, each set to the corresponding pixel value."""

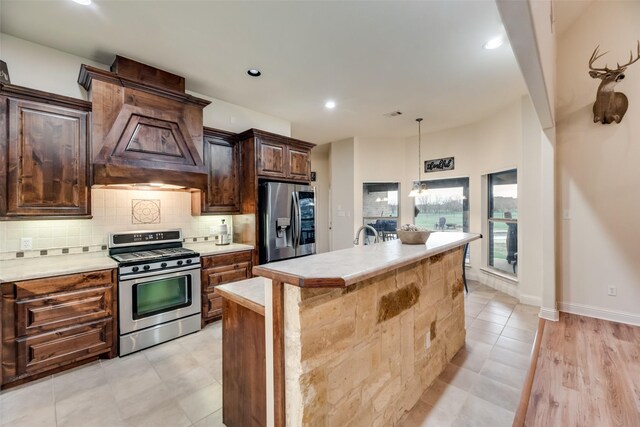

left=291, top=192, right=300, bottom=248
left=295, top=192, right=302, bottom=248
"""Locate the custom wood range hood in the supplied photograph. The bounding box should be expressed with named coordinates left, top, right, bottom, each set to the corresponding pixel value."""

left=78, top=56, right=211, bottom=190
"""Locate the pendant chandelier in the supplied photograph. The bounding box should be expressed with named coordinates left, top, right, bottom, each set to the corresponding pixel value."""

left=408, top=118, right=426, bottom=197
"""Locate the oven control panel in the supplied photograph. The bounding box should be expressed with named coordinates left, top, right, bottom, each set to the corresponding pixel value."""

left=112, top=230, right=181, bottom=245
left=119, top=256, right=201, bottom=278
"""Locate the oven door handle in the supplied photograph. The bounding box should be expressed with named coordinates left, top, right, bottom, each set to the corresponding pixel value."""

left=119, top=266, right=200, bottom=284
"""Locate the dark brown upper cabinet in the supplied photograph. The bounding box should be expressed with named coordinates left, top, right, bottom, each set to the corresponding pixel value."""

left=288, top=147, right=311, bottom=180
left=0, top=84, right=91, bottom=219
left=192, top=127, right=241, bottom=214
left=78, top=56, right=211, bottom=190
left=257, top=138, right=287, bottom=178
left=238, top=129, right=314, bottom=183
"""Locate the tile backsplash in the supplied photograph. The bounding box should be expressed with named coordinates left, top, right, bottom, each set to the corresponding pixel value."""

left=0, top=189, right=232, bottom=254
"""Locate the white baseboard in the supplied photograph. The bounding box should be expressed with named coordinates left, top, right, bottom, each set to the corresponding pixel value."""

left=476, top=271, right=519, bottom=298
left=465, top=269, right=480, bottom=282
left=558, top=302, right=640, bottom=326
left=519, top=294, right=542, bottom=307
left=467, top=268, right=541, bottom=307
left=539, top=307, right=559, bottom=321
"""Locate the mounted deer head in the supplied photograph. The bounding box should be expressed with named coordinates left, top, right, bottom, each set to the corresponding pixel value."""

left=588, top=41, right=640, bottom=124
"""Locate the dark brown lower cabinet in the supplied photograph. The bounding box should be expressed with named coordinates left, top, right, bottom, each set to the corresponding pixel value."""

left=201, top=250, right=253, bottom=324
left=222, top=298, right=266, bottom=427
left=16, top=319, right=113, bottom=377
left=1, top=269, right=117, bottom=388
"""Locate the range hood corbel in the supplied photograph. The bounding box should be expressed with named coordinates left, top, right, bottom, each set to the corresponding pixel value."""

left=79, top=56, right=211, bottom=190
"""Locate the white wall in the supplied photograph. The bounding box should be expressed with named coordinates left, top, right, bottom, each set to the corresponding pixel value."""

left=352, top=136, right=411, bottom=230
left=497, top=0, right=557, bottom=319
left=0, top=189, right=231, bottom=257
left=0, top=34, right=292, bottom=257
left=406, top=99, right=526, bottom=298
left=528, top=0, right=556, bottom=126
left=329, top=138, right=355, bottom=250
left=519, top=97, right=545, bottom=306
left=192, top=91, right=290, bottom=136
left=326, top=97, right=545, bottom=304
left=0, top=33, right=103, bottom=100
left=0, top=33, right=290, bottom=136
left=310, top=146, right=330, bottom=253
left=556, top=1, right=640, bottom=325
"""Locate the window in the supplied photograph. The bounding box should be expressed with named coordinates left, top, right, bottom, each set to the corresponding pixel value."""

left=363, top=182, right=399, bottom=243
left=413, top=177, right=470, bottom=262
left=488, top=169, right=517, bottom=276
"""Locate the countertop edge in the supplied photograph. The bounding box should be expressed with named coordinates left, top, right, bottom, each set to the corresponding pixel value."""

left=341, top=233, right=480, bottom=286
left=0, top=256, right=118, bottom=283
left=253, top=233, right=481, bottom=288
left=215, top=277, right=266, bottom=316
left=184, top=242, right=254, bottom=257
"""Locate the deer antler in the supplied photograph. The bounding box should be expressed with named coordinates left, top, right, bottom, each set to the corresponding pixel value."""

left=616, top=40, right=640, bottom=70
left=589, top=46, right=612, bottom=71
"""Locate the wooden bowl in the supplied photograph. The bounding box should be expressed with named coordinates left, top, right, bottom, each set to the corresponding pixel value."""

left=396, top=229, right=431, bottom=245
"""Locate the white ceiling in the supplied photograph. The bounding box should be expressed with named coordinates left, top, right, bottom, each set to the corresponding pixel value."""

left=0, top=0, right=527, bottom=144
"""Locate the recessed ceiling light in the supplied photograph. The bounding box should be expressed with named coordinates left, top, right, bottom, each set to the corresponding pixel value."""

left=247, top=69, right=261, bottom=77
left=483, top=36, right=504, bottom=50
left=325, top=100, right=336, bottom=109
left=72, top=0, right=92, bottom=5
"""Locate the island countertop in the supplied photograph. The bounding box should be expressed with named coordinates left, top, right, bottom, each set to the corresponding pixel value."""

left=215, top=277, right=266, bottom=316
left=253, top=231, right=480, bottom=288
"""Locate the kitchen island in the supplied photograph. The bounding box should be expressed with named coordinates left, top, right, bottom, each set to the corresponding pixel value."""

left=218, top=232, right=480, bottom=427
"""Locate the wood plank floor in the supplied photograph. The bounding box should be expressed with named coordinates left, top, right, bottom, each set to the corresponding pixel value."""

left=525, top=312, right=640, bottom=427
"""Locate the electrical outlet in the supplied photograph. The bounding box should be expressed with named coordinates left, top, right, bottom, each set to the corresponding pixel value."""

left=607, top=285, right=617, bottom=296
left=209, top=226, right=217, bottom=235
left=20, top=237, right=33, bottom=250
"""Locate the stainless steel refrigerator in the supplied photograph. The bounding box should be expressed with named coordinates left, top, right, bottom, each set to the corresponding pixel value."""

left=259, top=181, right=316, bottom=264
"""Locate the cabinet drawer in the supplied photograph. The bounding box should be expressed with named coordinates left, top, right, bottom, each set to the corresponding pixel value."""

left=16, top=318, right=113, bottom=377
left=13, top=270, right=115, bottom=300
left=204, top=263, right=251, bottom=291
left=16, top=286, right=114, bottom=336
left=205, top=292, right=223, bottom=319
left=201, top=251, right=252, bottom=269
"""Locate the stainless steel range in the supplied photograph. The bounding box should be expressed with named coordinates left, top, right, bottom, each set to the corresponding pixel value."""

left=109, top=229, right=201, bottom=356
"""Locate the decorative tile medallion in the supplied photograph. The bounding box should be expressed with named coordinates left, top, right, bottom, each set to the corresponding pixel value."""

left=132, top=199, right=161, bottom=224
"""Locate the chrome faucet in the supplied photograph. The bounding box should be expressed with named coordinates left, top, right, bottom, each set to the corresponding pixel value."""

left=353, top=225, right=380, bottom=245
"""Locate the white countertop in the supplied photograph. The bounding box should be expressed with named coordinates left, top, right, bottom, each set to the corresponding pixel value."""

left=0, top=252, right=118, bottom=283
left=215, top=277, right=267, bottom=315
left=0, top=242, right=254, bottom=283
left=183, top=242, right=254, bottom=256
left=253, top=232, right=481, bottom=288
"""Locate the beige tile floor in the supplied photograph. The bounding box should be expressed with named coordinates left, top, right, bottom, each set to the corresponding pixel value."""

left=399, top=280, right=539, bottom=427
left=0, top=280, right=537, bottom=427
left=0, top=322, right=225, bottom=427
